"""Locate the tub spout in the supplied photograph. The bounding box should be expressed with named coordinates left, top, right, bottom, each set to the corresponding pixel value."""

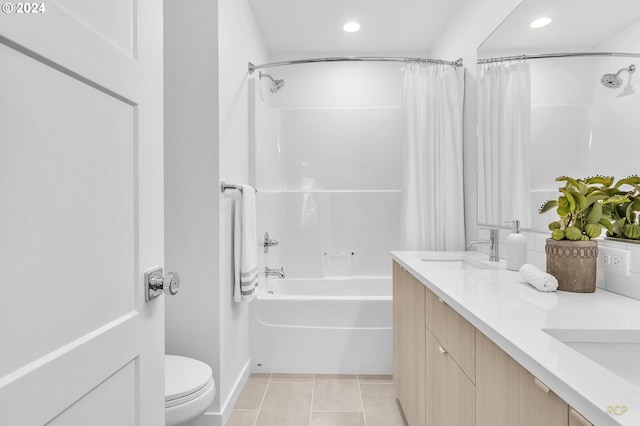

left=265, top=267, right=285, bottom=279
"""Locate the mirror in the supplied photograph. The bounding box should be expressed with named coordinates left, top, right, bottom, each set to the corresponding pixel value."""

left=477, top=0, right=640, bottom=232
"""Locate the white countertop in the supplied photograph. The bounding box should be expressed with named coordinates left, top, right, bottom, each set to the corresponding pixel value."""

left=391, top=250, right=640, bottom=426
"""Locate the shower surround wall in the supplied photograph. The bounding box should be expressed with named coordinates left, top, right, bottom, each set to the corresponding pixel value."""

left=254, top=61, right=404, bottom=279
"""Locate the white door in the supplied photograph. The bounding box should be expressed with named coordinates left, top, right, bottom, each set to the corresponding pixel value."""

left=0, top=1, right=165, bottom=425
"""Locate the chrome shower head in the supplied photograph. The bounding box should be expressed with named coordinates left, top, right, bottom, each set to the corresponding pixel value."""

left=271, top=78, right=285, bottom=93
left=601, top=64, right=636, bottom=88
left=259, top=71, right=285, bottom=94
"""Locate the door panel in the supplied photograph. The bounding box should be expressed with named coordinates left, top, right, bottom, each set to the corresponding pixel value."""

left=48, top=360, right=137, bottom=426
left=53, top=0, right=135, bottom=55
left=0, top=42, right=136, bottom=375
left=0, top=0, right=164, bottom=424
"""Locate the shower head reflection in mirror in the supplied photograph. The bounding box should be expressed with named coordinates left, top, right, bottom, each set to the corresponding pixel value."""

left=601, top=64, right=636, bottom=88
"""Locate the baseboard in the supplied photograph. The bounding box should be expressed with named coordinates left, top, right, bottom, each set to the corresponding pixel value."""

left=219, top=358, right=252, bottom=425
left=188, top=358, right=252, bottom=426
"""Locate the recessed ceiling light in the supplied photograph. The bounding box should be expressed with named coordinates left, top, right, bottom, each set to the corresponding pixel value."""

left=530, top=17, right=552, bottom=29
left=343, top=21, right=361, bottom=33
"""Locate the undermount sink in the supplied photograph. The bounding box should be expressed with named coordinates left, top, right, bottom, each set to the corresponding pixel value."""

left=419, top=260, right=483, bottom=270
left=543, top=328, right=640, bottom=388
left=414, top=253, right=498, bottom=270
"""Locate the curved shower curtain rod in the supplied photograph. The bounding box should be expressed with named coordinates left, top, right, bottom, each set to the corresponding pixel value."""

left=477, top=51, right=640, bottom=64
left=248, top=56, right=464, bottom=74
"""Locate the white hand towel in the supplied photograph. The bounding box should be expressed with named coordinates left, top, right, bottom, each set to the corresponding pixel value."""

left=519, top=264, right=558, bottom=292
left=233, top=185, right=258, bottom=302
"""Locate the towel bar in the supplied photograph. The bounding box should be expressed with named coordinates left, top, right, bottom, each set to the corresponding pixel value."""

left=220, top=181, right=257, bottom=193
left=323, top=251, right=355, bottom=256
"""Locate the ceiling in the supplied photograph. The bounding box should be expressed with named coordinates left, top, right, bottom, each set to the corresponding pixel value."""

left=480, top=0, right=640, bottom=54
left=247, top=0, right=470, bottom=57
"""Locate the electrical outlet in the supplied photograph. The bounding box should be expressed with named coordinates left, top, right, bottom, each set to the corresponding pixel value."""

left=599, top=246, right=630, bottom=276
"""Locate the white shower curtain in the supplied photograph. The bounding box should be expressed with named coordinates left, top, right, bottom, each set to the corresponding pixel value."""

left=401, top=63, right=465, bottom=250
left=477, top=61, right=531, bottom=227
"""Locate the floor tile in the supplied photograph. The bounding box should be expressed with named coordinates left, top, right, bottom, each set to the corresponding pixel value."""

left=357, top=374, right=393, bottom=384
left=226, top=410, right=259, bottom=426
left=234, top=377, right=270, bottom=410
left=315, top=374, right=357, bottom=381
left=234, top=371, right=401, bottom=426
left=312, top=379, right=362, bottom=411
left=250, top=373, right=272, bottom=379
left=310, top=411, right=365, bottom=426
left=255, top=382, right=313, bottom=426
left=359, top=383, right=397, bottom=399
left=271, top=373, right=315, bottom=383
left=362, top=398, right=407, bottom=426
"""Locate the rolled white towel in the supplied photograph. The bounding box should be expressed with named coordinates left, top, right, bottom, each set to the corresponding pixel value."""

left=519, top=264, right=558, bottom=292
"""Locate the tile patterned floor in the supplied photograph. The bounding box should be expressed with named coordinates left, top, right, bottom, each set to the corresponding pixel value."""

left=227, top=373, right=408, bottom=426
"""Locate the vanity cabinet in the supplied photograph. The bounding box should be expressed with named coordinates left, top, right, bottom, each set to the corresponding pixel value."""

left=393, top=262, right=426, bottom=426
left=476, top=331, right=568, bottom=426
left=393, top=261, right=475, bottom=426
left=394, top=263, right=595, bottom=426
left=425, top=287, right=476, bottom=426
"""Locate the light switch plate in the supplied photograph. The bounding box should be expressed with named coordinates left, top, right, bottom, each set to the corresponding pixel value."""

left=599, top=246, right=630, bottom=276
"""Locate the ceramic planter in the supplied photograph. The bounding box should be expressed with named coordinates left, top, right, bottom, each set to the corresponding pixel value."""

left=545, top=239, right=598, bottom=293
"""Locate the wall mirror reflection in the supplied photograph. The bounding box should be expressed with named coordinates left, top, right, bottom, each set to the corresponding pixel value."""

left=477, top=0, right=640, bottom=232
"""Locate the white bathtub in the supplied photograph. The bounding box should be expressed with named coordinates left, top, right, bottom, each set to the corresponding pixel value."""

left=250, top=276, right=392, bottom=374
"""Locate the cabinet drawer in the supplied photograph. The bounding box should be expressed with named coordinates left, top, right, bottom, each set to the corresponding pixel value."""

left=425, top=288, right=475, bottom=381
left=425, top=287, right=446, bottom=337
left=476, top=331, right=568, bottom=426
left=426, top=328, right=475, bottom=426
left=569, top=408, right=593, bottom=426
left=445, top=302, right=475, bottom=381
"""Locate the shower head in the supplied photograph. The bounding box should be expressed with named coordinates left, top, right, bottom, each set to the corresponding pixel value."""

left=600, top=64, right=636, bottom=88
left=271, top=78, right=285, bottom=93
left=259, top=71, right=285, bottom=94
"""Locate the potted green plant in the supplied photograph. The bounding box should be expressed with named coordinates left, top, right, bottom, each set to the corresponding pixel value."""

left=538, top=176, right=629, bottom=292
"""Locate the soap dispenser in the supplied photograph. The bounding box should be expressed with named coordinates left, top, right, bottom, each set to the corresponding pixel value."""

left=504, top=220, right=527, bottom=271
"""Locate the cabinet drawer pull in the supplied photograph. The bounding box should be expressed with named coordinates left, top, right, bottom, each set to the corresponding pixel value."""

left=534, top=378, right=550, bottom=393
left=438, top=346, right=447, bottom=355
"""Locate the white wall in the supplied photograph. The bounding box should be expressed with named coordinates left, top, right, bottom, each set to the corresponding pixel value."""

left=164, top=0, right=221, bottom=415
left=217, top=0, right=267, bottom=423
left=164, top=0, right=267, bottom=424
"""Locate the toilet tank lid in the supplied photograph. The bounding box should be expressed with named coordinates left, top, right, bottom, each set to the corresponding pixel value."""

left=165, top=355, right=213, bottom=402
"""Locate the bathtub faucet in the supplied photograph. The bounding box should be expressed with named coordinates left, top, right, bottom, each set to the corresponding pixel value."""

left=263, top=232, right=280, bottom=253
left=265, top=266, right=285, bottom=279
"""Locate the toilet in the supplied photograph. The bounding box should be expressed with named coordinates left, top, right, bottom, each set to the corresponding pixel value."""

left=165, top=355, right=216, bottom=426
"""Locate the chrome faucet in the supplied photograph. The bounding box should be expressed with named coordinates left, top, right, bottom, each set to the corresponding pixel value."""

left=265, top=266, right=285, bottom=279
left=466, top=228, right=500, bottom=262
left=263, top=232, right=279, bottom=253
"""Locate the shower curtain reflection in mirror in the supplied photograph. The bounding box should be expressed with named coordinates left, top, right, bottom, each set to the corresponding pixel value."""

left=478, top=61, right=532, bottom=228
